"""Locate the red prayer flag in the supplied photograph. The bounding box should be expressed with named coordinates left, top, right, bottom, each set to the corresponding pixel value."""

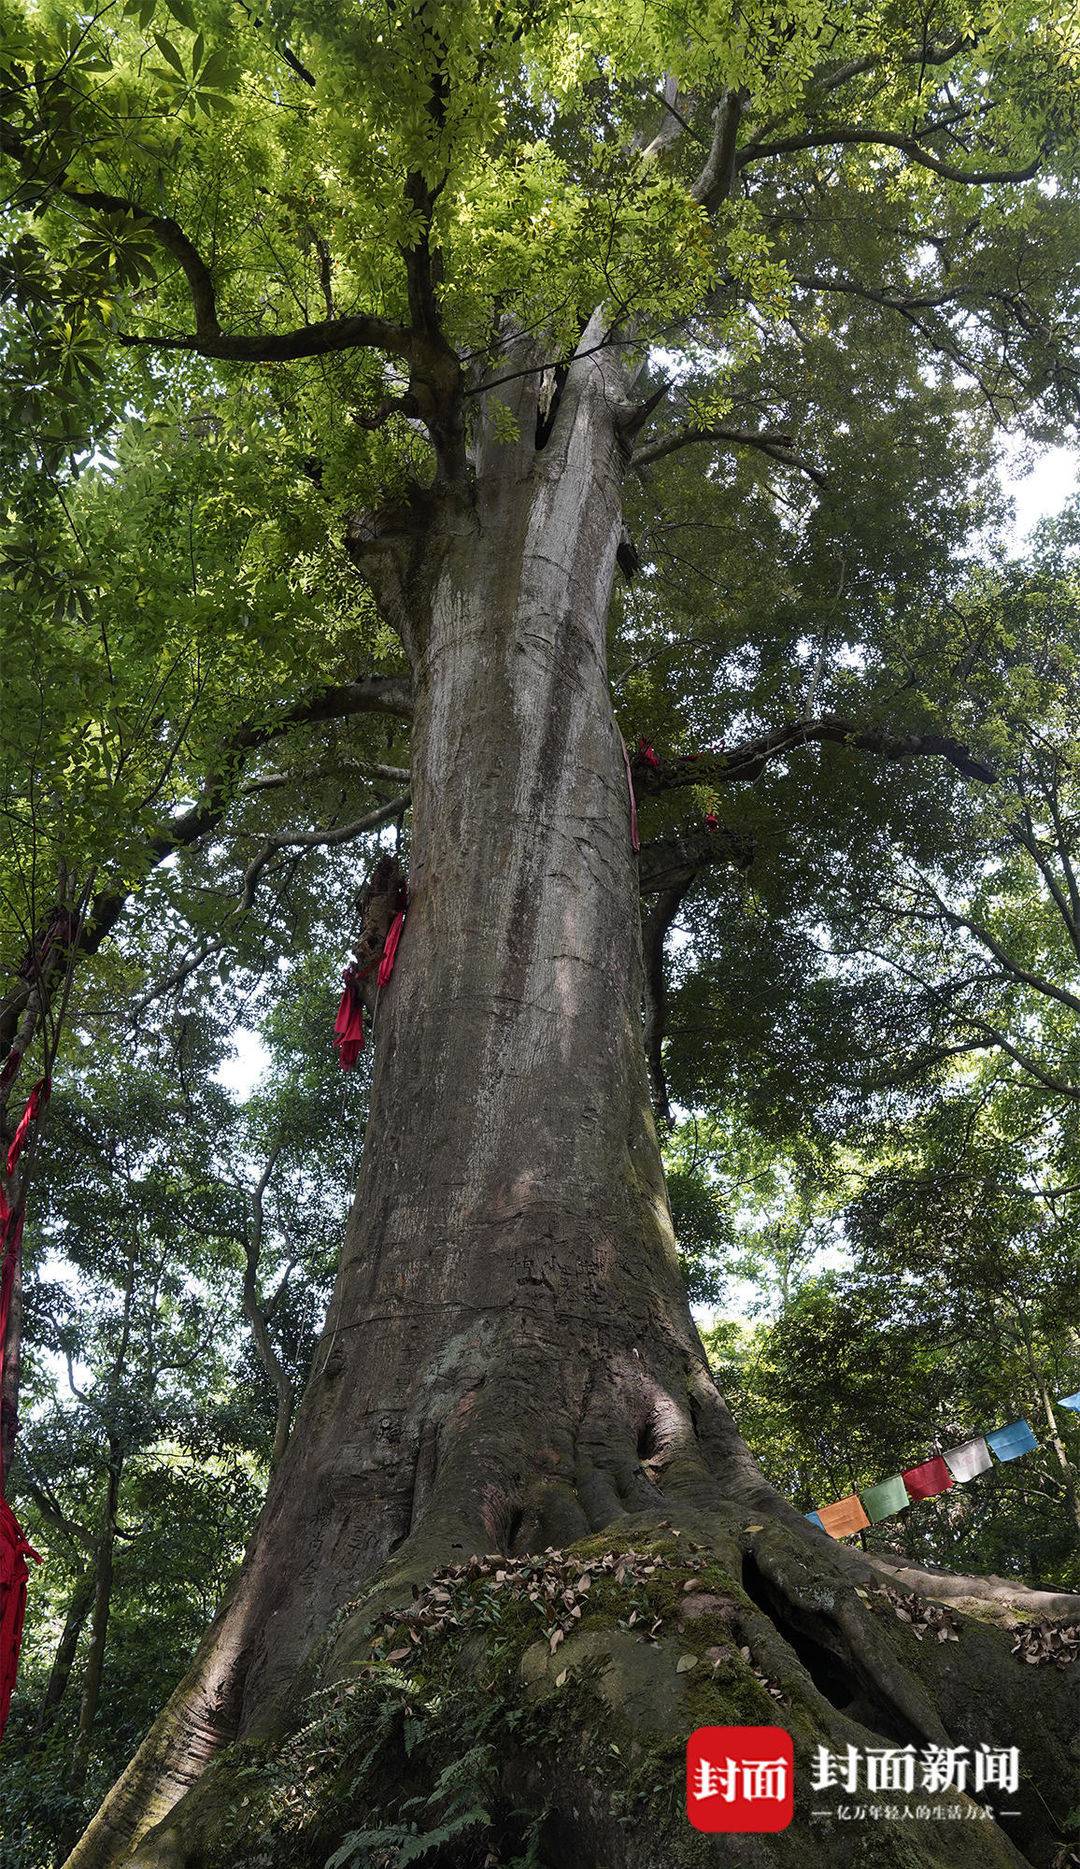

left=637, top=736, right=660, bottom=768
left=5, top=1079, right=50, bottom=1179
left=377, top=910, right=405, bottom=990
left=0, top=1495, right=41, bottom=1743
left=902, top=1456, right=954, bottom=1502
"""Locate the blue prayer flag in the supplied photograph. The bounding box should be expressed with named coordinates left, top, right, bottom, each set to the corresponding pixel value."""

left=1057, top=1392, right=1080, bottom=1412
left=986, top=1419, right=1038, bottom=1462
left=805, top=1511, right=824, bottom=1528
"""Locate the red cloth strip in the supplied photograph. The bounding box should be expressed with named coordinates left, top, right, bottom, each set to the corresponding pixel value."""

left=0, top=1495, right=41, bottom=1744
left=0, top=1204, right=26, bottom=1438
left=377, top=911, right=405, bottom=990
left=621, top=741, right=640, bottom=853
left=333, top=968, right=365, bottom=1072
left=637, top=736, right=660, bottom=769
left=5, top=1079, right=50, bottom=1179
left=901, top=1456, right=954, bottom=1502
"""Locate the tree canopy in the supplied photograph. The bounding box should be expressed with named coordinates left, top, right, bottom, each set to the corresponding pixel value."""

left=3, top=0, right=1080, bottom=1860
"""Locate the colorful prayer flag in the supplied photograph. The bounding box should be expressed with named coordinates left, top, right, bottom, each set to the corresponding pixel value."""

left=1057, top=1392, right=1080, bottom=1412
left=942, top=1437, right=993, bottom=1483
left=861, top=1475, right=909, bottom=1523
left=804, top=1511, right=824, bottom=1529
left=902, top=1456, right=954, bottom=1501
left=816, top=1495, right=870, bottom=1539
left=986, top=1419, right=1038, bottom=1462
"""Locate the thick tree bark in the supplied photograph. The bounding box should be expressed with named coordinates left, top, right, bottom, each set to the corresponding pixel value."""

left=62, top=346, right=1080, bottom=1869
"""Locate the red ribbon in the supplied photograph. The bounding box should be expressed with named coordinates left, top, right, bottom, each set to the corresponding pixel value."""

left=333, top=967, right=365, bottom=1072
left=637, top=736, right=660, bottom=769
left=0, top=1185, right=38, bottom=1745
left=621, top=741, right=640, bottom=853
left=6, top=1079, right=50, bottom=1180
left=377, top=910, right=405, bottom=990
left=0, top=1495, right=40, bottom=1744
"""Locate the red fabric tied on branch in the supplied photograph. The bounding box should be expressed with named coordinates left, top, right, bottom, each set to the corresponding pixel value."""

left=5, top=1079, right=50, bottom=1179
left=377, top=911, right=405, bottom=990
left=637, top=736, right=660, bottom=769
left=0, top=1495, right=40, bottom=1743
left=901, top=1456, right=954, bottom=1502
left=620, top=741, right=640, bottom=853
left=0, top=1052, right=21, bottom=1099
left=333, top=968, right=365, bottom=1071
left=705, top=812, right=719, bottom=830
left=0, top=1186, right=38, bottom=1746
left=0, top=1201, right=25, bottom=1407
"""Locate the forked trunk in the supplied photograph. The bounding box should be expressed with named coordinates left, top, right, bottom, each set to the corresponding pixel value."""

left=63, top=349, right=1080, bottom=1869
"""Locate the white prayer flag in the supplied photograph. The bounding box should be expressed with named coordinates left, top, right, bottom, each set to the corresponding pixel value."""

left=942, top=1437, right=993, bottom=1482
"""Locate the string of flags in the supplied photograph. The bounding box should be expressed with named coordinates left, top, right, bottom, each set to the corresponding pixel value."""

left=804, top=1411, right=1073, bottom=1540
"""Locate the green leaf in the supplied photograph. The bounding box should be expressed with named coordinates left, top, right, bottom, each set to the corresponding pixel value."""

left=152, top=32, right=186, bottom=77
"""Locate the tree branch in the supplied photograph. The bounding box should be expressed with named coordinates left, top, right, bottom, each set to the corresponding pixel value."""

left=908, top=878, right=1080, bottom=1019
left=641, top=880, right=693, bottom=1122
left=738, top=125, right=1040, bottom=187
left=116, top=312, right=416, bottom=365
left=632, top=423, right=826, bottom=486
left=0, top=674, right=413, bottom=1068
left=691, top=89, right=748, bottom=214
left=630, top=717, right=995, bottom=800
left=237, top=793, right=409, bottom=912
left=638, top=824, right=753, bottom=896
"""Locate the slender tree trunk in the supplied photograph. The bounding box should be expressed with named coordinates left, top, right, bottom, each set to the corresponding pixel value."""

left=34, top=1564, right=95, bottom=1739
left=1014, top=1308, right=1080, bottom=1538
left=64, top=345, right=1080, bottom=1869
left=56, top=1455, right=122, bottom=1860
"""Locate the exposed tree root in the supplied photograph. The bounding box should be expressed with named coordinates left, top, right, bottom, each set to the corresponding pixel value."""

left=65, top=1502, right=1078, bottom=1869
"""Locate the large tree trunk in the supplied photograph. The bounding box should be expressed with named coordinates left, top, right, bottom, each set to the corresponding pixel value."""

left=62, top=346, right=1079, bottom=1869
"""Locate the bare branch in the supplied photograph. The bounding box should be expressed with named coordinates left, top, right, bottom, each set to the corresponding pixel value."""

left=641, top=880, right=693, bottom=1122
left=238, top=793, right=409, bottom=912
left=116, top=312, right=416, bottom=365
left=638, top=824, right=753, bottom=895
left=631, top=717, right=995, bottom=800
left=908, top=877, right=1080, bottom=1019
left=691, top=89, right=748, bottom=214
left=632, top=423, right=826, bottom=486
left=738, top=125, right=1040, bottom=187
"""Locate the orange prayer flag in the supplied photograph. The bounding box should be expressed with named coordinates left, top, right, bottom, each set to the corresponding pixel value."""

left=816, top=1494, right=870, bottom=1539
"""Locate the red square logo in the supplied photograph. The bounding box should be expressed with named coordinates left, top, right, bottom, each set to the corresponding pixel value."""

left=687, top=1725, right=794, bottom=1832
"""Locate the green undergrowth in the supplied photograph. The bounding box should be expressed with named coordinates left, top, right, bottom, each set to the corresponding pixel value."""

left=196, top=1527, right=1066, bottom=1869
left=200, top=1530, right=791, bottom=1869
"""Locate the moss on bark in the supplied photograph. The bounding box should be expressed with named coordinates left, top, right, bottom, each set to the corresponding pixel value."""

left=119, top=1517, right=1077, bottom=1869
